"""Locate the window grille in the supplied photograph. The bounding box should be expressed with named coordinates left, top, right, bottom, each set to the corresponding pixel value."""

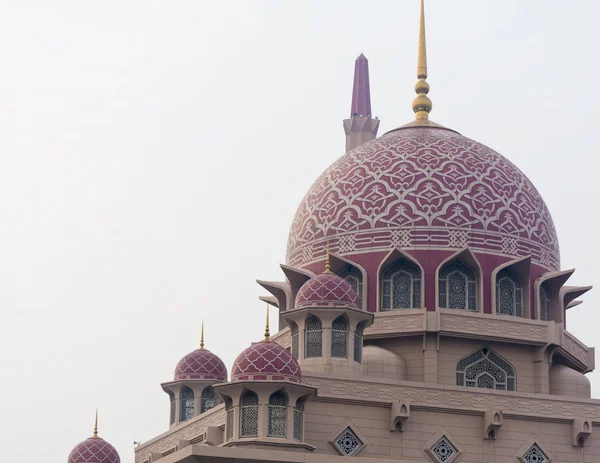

left=496, top=269, right=523, bottom=317
left=168, top=391, right=175, bottom=425
left=381, top=260, right=421, bottom=310
left=523, top=444, right=547, bottom=463
left=439, top=261, right=477, bottom=311
left=240, top=391, right=259, bottom=437
left=353, top=324, right=363, bottom=363
left=293, top=400, right=303, bottom=441
left=268, top=391, right=287, bottom=437
left=180, top=387, right=194, bottom=422
left=291, top=323, right=299, bottom=358
left=339, top=265, right=363, bottom=308
left=430, top=436, right=456, bottom=462
left=305, top=316, right=323, bottom=358
left=334, top=427, right=363, bottom=456
left=200, top=386, right=217, bottom=413
left=226, top=403, right=234, bottom=441
left=331, top=316, right=348, bottom=358
left=540, top=283, right=551, bottom=321
left=456, top=347, right=515, bottom=391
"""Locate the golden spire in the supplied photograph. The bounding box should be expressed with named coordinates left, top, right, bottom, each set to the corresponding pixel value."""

left=324, top=241, right=331, bottom=273
left=264, top=304, right=270, bottom=341
left=199, top=321, right=205, bottom=350
left=92, top=409, right=99, bottom=438
left=412, top=0, right=432, bottom=120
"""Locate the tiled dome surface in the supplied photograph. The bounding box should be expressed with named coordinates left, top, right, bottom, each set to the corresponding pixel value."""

left=68, top=438, right=120, bottom=463
left=174, top=348, right=228, bottom=381
left=295, top=273, right=360, bottom=310
left=232, top=341, right=302, bottom=383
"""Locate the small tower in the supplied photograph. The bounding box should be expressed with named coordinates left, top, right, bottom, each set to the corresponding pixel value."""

left=67, top=411, right=121, bottom=463
left=343, top=54, right=380, bottom=152
left=216, top=308, right=316, bottom=450
left=162, top=323, right=228, bottom=428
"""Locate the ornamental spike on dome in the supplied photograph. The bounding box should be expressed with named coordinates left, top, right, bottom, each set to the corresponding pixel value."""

left=199, top=321, right=205, bottom=350
left=325, top=241, right=331, bottom=273
left=264, top=304, right=270, bottom=341
left=92, top=409, right=98, bottom=438
left=412, top=0, right=432, bottom=120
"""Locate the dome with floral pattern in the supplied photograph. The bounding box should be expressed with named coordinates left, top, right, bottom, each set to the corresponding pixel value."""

left=231, top=341, right=302, bottom=383
left=295, top=272, right=360, bottom=310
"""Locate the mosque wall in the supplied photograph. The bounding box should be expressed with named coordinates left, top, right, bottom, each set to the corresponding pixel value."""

left=373, top=336, right=425, bottom=383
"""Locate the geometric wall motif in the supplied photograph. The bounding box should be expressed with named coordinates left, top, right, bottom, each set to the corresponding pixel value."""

left=287, top=128, right=560, bottom=271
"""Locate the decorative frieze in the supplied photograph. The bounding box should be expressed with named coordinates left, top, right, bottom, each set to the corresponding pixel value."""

left=561, top=331, right=589, bottom=367
left=364, top=311, right=424, bottom=337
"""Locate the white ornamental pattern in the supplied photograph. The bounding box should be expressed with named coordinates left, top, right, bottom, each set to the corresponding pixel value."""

left=287, top=128, right=560, bottom=271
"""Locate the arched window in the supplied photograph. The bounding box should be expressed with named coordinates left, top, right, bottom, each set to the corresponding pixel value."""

left=305, top=316, right=322, bottom=358
left=168, top=391, right=175, bottom=425
left=293, top=399, right=304, bottom=441
left=456, top=347, right=515, bottom=391
left=439, top=261, right=477, bottom=311
left=381, top=260, right=421, bottom=310
left=200, top=386, right=217, bottom=413
left=240, top=390, right=259, bottom=437
left=225, top=400, right=234, bottom=441
left=180, top=387, right=194, bottom=422
left=331, top=316, right=348, bottom=358
left=339, top=265, right=363, bottom=308
left=496, top=269, right=523, bottom=317
left=353, top=323, right=364, bottom=363
left=268, top=391, right=287, bottom=437
left=291, top=323, right=299, bottom=359
left=540, top=283, right=551, bottom=321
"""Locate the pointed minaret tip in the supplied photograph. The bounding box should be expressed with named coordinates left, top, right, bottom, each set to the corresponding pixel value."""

left=351, top=53, right=372, bottom=118
left=199, top=321, right=205, bottom=350
left=264, top=304, right=270, bottom=341
left=92, top=409, right=99, bottom=438
left=412, top=0, right=432, bottom=120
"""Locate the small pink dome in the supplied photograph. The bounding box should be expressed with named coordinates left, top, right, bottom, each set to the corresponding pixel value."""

left=174, top=348, right=228, bottom=382
left=295, top=273, right=360, bottom=310
left=68, top=437, right=120, bottom=463
left=232, top=341, right=302, bottom=383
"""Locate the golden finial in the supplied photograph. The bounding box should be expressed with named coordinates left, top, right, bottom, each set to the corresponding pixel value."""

left=199, top=321, right=205, bottom=350
left=412, top=0, right=432, bottom=120
left=264, top=304, right=270, bottom=341
left=92, top=409, right=99, bottom=438
left=325, top=241, right=331, bottom=273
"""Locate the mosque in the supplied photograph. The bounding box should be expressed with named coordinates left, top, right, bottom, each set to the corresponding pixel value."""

left=68, top=2, right=599, bottom=463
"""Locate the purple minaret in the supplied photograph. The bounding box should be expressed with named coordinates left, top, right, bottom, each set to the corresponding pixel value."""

left=343, top=54, right=380, bottom=152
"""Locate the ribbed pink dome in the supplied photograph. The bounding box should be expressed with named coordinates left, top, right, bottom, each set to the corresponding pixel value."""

left=287, top=127, right=559, bottom=272
left=174, top=348, right=227, bottom=382
left=295, top=273, right=360, bottom=310
left=232, top=341, right=302, bottom=383
left=68, top=438, right=120, bottom=463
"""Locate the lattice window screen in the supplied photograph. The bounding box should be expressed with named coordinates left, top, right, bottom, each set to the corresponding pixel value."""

left=305, top=315, right=323, bottom=358
left=456, top=347, right=515, bottom=391
left=268, top=391, right=287, bottom=437
left=291, top=323, right=299, bottom=358
left=381, top=260, right=421, bottom=310
left=540, top=283, right=551, bottom=321
left=226, top=405, right=234, bottom=441
left=523, top=444, right=547, bottom=463
left=240, top=391, right=259, bottom=437
left=180, top=387, right=194, bottom=422
left=339, top=265, right=363, bottom=308
left=331, top=316, right=348, bottom=358
left=439, top=261, right=477, bottom=311
left=200, top=386, right=217, bottom=413
left=496, top=269, right=523, bottom=317
left=293, top=400, right=303, bottom=441
left=354, top=324, right=363, bottom=363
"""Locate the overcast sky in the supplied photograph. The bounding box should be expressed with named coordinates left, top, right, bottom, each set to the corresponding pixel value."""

left=1, top=1, right=599, bottom=462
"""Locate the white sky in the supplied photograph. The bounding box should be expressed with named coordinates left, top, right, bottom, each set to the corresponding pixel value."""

left=1, top=1, right=599, bottom=461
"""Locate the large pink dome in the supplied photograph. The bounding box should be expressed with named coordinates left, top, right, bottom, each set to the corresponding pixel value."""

left=174, top=348, right=228, bottom=382
left=295, top=272, right=360, bottom=310
left=68, top=437, right=120, bottom=463
left=287, top=126, right=559, bottom=272
left=232, top=341, right=302, bottom=383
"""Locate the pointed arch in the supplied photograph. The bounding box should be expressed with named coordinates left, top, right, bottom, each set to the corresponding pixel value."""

left=330, top=253, right=368, bottom=310
left=377, top=247, right=425, bottom=311
left=491, top=256, right=530, bottom=318
left=534, top=269, right=574, bottom=322
left=331, top=315, right=349, bottom=358
left=304, top=315, right=323, bottom=358
left=180, top=386, right=194, bottom=422
left=200, top=386, right=217, bottom=413
left=268, top=390, right=288, bottom=437
left=456, top=347, right=516, bottom=391
left=240, top=390, right=259, bottom=437
left=436, top=248, right=483, bottom=312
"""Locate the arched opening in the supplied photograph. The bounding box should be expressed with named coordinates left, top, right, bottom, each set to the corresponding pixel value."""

left=353, top=323, right=364, bottom=364
left=290, top=322, right=299, bottom=359
left=293, top=399, right=304, bottom=441
left=380, top=259, right=421, bottom=310
left=304, top=315, right=322, bottom=358
left=339, top=264, right=363, bottom=308
left=540, top=283, right=551, bottom=321
left=200, top=386, right=217, bottom=414
left=456, top=347, right=515, bottom=391
left=240, top=390, right=259, bottom=437
left=439, top=260, right=478, bottom=311
left=180, top=386, right=194, bottom=422
left=331, top=316, right=348, bottom=358
left=268, top=391, right=288, bottom=437
left=496, top=269, right=523, bottom=317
